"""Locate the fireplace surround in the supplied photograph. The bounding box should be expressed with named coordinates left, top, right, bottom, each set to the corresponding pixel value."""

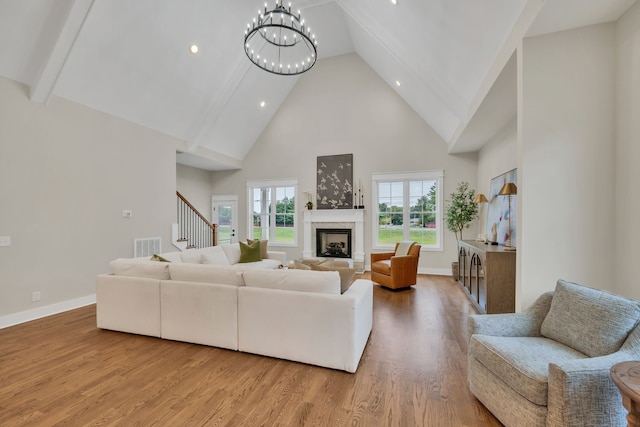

left=303, top=209, right=364, bottom=272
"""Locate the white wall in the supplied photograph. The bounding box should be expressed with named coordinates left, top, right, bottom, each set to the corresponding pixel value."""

left=211, top=53, right=477, bottom=272
left=0, top=77, right=179, bottom=320
left=476, top=118, right=518, bottom=238
left=615, top=1, right=640, bottom=299
left=519, top=23, right=616, bottom=309
left=176, top=164, right=213, bottom=219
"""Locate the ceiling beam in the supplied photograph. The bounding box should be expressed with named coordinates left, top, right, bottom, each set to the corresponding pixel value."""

left=447, top=0, right=545, bottom=149
left=29, top=0, right=94, bottom=104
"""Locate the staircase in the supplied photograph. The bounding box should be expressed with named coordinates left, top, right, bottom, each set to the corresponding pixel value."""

left=172, top=191, right=217, bottom=251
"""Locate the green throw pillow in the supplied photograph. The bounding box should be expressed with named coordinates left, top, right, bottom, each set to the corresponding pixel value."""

left=246, top=239, right=268, bottom=259
left=239, top=240, right=262, bottom=263
left=150, top=254, right=171, bottom=262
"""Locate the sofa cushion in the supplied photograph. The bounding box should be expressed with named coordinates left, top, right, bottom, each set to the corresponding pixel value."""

left=371, top=260, right=391, bottom=275
left=239, top=241, right=261, bottom=263
left=246, top=239, right=268, bottom=259
left=168, top=263, right=244, bottom=286
left=541, top=280, right=640, bottom=357
left=157, top=252, right=183, bottom=263
left=470, top=335, right=588, bottom=406
left=221, top=243, right=241, bottom=265
left=233, top=259, right=282, bottom=270
left=201, top=246, right=231, bottom=265
left=310, top=263, right=356, bottom=294
left=180, top=247, right=206, bottom=263
left=243, top=269, right=340, bottom=294
left=110, top=258, right=170, bottom=280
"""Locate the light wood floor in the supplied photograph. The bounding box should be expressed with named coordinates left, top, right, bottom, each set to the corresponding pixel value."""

left=0, top=274, right=501, bottom=427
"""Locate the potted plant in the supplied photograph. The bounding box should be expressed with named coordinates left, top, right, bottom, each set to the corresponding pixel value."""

left=445, top=181, right=479, bottom=279
left=304, top=190, right=313, bottom=210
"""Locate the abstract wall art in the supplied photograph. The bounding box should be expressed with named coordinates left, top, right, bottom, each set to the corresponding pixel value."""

left=486, top=168, right=517, bottom=246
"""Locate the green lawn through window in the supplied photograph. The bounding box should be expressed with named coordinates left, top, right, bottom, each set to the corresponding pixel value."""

left=378, top=227, right=436, bottom=245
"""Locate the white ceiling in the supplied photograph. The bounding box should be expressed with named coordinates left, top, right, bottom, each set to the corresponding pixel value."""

left=0, top=0, right=636, bottom=170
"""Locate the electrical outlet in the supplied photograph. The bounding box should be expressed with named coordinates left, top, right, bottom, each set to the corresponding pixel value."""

left=122, top=210, right=132, bottom=218
left=31, top=291, right=41, bottom=302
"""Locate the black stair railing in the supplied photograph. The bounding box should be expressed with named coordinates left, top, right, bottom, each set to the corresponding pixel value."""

left=176, top=191, right=217, bottom=249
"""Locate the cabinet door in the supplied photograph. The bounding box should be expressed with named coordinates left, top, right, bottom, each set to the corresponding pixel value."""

left=462, top=248, right=472, bottom=293
left=476, top=251, right=487, bottom=312
left=458, top=246, right=469, bottom=291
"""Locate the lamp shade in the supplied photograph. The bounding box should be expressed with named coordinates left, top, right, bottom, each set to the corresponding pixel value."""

left=498, top=183, right=517, bottom=196
left=473, top=194, right=488, bottom=203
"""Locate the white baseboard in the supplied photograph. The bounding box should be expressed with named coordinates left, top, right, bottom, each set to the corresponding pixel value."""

left=418, top=267, right=452, bottom=276
left=0, top=294, right=96, bottom=329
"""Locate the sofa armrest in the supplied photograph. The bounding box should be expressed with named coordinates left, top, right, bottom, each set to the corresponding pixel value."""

left=266, top=250, right=286, bottom=264
left=371, top=251, right=394, bottom=263
left=546, top=327, right=640, bottom=426
left=468, top=291, right=554, bottom=337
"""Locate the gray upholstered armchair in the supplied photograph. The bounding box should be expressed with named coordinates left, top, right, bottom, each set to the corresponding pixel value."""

left=468, top=280, right=640, bottom=427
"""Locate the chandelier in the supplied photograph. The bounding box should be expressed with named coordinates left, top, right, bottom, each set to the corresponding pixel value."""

left=244, top=1, right=318, bottom=76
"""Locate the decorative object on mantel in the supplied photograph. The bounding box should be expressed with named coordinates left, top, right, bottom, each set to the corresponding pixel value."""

left=316, top=153, right=353, bottom=209
left=304, top=189, right=313, bottom=210
left=355, top=179, right=365, bottom=209
left=243, top=0, right=318, bottom=76
left=487, top=168, right=517, bottom=247
left=498, top=182, right=517, bottom=250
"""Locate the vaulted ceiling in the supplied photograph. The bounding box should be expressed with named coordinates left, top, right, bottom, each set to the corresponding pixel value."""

left=0, top=0, right=635, bottom=170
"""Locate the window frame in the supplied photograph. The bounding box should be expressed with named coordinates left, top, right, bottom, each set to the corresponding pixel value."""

left=371, top=170, right=444, bottom=251
left=246, top=178, right=298, bottom=247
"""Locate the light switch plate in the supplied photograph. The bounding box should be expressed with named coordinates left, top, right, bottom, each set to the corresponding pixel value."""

left=0, top=236, right=10, bottom=247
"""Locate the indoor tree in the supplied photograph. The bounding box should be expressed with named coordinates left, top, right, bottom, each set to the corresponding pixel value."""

left=445, top=181, right=479, bottom=241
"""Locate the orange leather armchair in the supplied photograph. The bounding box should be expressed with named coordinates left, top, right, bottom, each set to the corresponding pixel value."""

left=370, top=242, right=421, bottom=290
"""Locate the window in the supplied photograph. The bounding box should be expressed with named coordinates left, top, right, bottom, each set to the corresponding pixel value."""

left=246, top=179, right=297, bottom=246
left=372, top=170, right=443, bottom=251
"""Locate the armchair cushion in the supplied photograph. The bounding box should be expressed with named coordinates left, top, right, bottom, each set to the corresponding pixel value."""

left=541, top=280, right=640, bottom=357
left=470, top=335, right=588, bottom=406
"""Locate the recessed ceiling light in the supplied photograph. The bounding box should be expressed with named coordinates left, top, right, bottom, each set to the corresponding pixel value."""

left=260, top=101, right=266, bottom=108
left=189, top=44, right=199, bottom=54
left=391, top=0, right=398, bottom=4
left=395, top=80, right=401, bottom=87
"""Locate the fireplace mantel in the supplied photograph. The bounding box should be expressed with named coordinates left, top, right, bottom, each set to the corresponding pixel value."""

left=303, top=209, right=364, bottom=272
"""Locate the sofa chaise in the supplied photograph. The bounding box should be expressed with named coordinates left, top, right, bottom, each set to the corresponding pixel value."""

left=468, top=279, right=640, bottom=426
left=96, top=244, right=373, bottom=373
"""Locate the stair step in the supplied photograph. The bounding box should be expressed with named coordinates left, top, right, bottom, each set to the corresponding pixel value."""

left=177, top=238, right=188, bottom=242
left=186, top=245, right=198, bottom=249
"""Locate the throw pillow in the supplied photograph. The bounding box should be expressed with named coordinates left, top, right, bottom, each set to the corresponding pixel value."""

left=310, top=263, right=357, bottom=294
left=541, top=280, right=640, bottom=357
left=239, top=240, right=261, bottom=263
left=150, top=254, right=171, bottom=262
left=293, top=260, right=311, bottom=270
left=200, top=246, right=230, bottom=265
left=246, top=239, right=268, bottom=259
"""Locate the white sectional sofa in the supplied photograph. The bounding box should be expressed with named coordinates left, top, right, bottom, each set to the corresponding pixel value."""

left=96, top=244, right=373, bottom=373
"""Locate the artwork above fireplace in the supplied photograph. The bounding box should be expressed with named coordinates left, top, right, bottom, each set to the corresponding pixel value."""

left=316, top=228, right=352, bottom=258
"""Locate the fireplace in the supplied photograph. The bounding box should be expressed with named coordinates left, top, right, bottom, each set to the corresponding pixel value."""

left=316, top=228, right=352, bottom=258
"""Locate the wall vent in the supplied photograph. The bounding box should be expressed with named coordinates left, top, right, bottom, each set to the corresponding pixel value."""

left=134, top=237, right=161, bottom=258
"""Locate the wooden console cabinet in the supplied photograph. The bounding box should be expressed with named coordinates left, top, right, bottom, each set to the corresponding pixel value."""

left=457, top=240, right=516, bottom=314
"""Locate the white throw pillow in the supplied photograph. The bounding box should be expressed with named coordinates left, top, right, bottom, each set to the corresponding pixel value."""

left=221, top=243, right=241, bottom=265
left=243, top=269, right=340, bottom=294
left=201, top=246, right=230, bottom=265
left=168, top=264, right=244, bottom=286
left=110, top=258, right=170, bottom=280
left=157, top=252, right=182, bottom=263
